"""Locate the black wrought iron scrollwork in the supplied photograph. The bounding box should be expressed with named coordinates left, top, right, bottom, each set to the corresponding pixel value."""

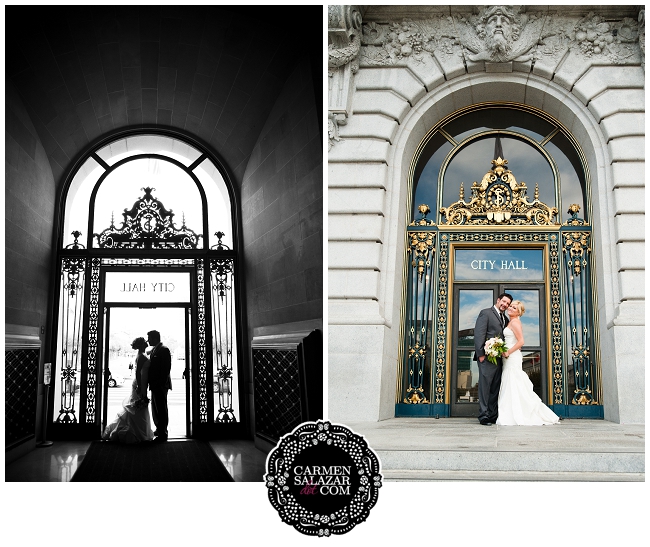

left=65, top=231, right=85, bottom=250
left=85, top=258, right=101, bottom=422
left=209, top=256, right=237, bottom=423
left=94, top=187, right=202, bottom=249
left=211, top=231, right=231, bottom=251
left=56, top=253, right=87, bottom=424
left=196, top=259, right=208, bottom=423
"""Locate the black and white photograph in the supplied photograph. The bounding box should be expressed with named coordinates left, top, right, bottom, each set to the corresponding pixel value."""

left=5, top=3, right=323, bottom=485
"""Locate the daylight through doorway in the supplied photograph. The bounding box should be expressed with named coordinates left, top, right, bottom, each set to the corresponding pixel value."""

left=103, top=307, right=189, bottom=438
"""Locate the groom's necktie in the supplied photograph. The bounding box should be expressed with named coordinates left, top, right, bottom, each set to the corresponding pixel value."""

left=500, top=312, right=506, bottom=328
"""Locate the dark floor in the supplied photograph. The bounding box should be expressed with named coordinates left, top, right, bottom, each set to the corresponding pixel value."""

left=5, top=438, right=268, bottom=482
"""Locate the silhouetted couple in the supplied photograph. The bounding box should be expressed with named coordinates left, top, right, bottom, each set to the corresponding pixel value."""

left=102, top=330, right=172, bottom=443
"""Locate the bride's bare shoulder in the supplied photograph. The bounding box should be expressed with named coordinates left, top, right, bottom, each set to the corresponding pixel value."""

left=509, top=318, right=523, bottom=331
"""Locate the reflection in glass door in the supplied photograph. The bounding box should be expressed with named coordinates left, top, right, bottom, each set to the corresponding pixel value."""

left=451, top=287, right=495, bottom=416
left=451, top=284, right=548, bottom=416
left=503, top=286, right=547, bottom=401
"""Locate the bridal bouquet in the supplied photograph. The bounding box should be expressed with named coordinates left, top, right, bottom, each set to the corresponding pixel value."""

left=484, top=337, right=508, bottom=365
left=133, top=395, right=150, bottom=409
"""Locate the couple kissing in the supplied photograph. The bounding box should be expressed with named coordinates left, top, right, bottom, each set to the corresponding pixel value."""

left=102, top=330, right=172, bottom=443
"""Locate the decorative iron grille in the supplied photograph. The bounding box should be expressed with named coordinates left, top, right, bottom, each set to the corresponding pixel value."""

left=94, top=187, right=202, bottom=249
left=5, top=349, right=40, bottom=448
left=55, top=231, right=87, bottom=424
left=403, top=205, right=435, bottom=404
left=196, top=258, right=208, bottom=423
left=252, top=348, right=303, bottom=443
left=562, top=206, right=596, bottom=405
left=85, top=258, right=101, bottom=423
left=549, top=235, right=564, bottom=404
left=56, top=255, right=86, bottom=424
left=400, top=213, right=599, bottom=411
left=209, top=254, right=237, bottom=423
left=439, top=156, right=559, bottom=226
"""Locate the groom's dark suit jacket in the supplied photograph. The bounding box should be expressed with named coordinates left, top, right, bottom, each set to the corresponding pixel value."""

left=148, top=343, right=172, bottom=391
left=473, top=306, right=509, bottom=361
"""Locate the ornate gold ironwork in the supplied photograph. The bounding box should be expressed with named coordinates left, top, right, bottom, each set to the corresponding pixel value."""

left=563, top=231, right=591, bottom=276
left=404, top=386, right=429, bottom=404
left=402, top=204, right=436, bottom=405
left=409, top=231, right=435, bottom=281
left=432, top=235, right=450, bottom=404
left=440, top=156, right=559, bottom=226
left=549, top=235, right=564, bottom=405
left=409, top=204, right=435, bottom=227
left=563, top=204, right=589, bottom=227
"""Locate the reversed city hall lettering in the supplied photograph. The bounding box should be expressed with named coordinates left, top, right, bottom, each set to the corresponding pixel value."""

left=120, top=282, right=175, bottom=292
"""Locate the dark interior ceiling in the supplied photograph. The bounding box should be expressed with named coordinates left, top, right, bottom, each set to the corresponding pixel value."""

left=5, top=5, right=322, bottom=188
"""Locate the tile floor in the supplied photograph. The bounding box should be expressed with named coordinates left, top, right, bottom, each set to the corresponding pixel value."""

left=5, top=438, right=268, bottom=482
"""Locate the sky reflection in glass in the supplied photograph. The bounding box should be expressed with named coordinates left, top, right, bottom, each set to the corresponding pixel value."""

left=442, top=137, right=555, bottom=214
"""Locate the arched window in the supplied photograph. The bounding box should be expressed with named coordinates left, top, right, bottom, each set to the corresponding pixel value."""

left=52, top=132, right=243, bottom=439
left=399, top=104, right=601, bottom=420
left=412, top=104, right=587, bottom=225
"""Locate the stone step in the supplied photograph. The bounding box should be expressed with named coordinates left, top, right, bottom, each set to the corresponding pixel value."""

left=382, top=469, right=645, bottom=481
left=377, top=449, right=644, bottom=474
left=345, top=418, right=645, bottom=482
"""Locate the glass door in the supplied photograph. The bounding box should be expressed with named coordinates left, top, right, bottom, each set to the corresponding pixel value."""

left=502, top=285, right=547, bottom=401
left=450, top=284, right=547, bottom=416
left=451, top=286, right=496, bottom=417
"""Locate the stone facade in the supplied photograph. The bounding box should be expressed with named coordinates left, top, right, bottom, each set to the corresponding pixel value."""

left=328, top=5, right=645, bottom=424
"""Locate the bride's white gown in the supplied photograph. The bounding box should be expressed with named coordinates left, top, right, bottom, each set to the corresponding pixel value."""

left=497, top=327, right=559, bottom=426
left=102, top=379, right=154, bottom=443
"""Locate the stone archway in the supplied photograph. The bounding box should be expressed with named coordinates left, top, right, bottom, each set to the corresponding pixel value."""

left=328, top=5, right=645, bottom=424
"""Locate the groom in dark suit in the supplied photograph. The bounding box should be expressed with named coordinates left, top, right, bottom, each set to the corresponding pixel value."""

left=473, top=293, right=512, bottom=425
left=147, top=330, right=172, bottom=442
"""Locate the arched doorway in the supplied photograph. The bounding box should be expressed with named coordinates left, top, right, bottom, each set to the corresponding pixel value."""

left=50, top=131, right=244, bottom=439
left=397, top=103, right=602, bottom=419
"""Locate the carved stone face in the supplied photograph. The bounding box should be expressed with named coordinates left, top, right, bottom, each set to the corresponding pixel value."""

left=484, top=7, right=514, bottom=57
left=487, top=10, right=512, bottom=40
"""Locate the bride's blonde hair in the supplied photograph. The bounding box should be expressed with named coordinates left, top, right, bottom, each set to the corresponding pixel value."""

left=511, top=300, right=525, bottom=316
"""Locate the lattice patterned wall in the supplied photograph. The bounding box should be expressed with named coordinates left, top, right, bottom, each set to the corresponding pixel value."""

left=5, top=348, right=40, bottom=449
left=252, top=348, right=303, bottom=443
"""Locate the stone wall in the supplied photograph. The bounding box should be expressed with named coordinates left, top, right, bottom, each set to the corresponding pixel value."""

left=328, top=5, right=645, bottom=423
left=5, top=82, right=56, bottom=329
left=241, top=55, right=323, bottom=424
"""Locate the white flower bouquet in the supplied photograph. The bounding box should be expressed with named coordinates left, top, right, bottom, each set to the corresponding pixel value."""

left=484, top=337, right=508, bottom=365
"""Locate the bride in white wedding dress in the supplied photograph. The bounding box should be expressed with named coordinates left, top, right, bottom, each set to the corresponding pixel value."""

left=497, top=301, right=559, bottom=426
left=102, top=337, right=154, bottom=443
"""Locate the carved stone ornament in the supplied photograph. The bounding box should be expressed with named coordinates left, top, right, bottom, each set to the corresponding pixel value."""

left=439, top=156, right=559, bottom=226
left=639, top=9, right=645, bottom=68
left=328, top=5, right=363, bottom=75
left=328, top=6, right=364, bottom=152
left=359, top=6, right=642, bottom=67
